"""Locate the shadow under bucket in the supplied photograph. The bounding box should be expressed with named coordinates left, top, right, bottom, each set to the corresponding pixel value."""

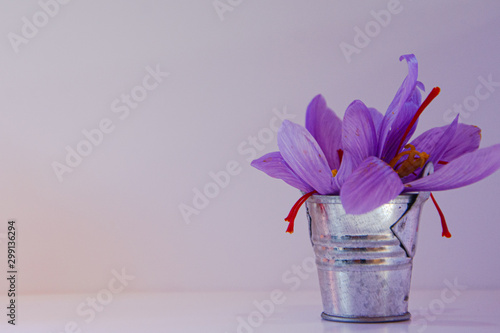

left=306, top=190, right=429, bottom=323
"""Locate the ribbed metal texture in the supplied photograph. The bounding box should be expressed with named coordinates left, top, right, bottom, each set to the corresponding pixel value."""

left=307, top=192, right=429, bottom=323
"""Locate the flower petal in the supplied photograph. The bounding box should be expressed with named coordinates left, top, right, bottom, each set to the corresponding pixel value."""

left=410, top=122, right=481, bottom=170
left=378, top=54, right=419, bottom=157
left=401, top=116, right=459, bottom=183
left=251, top=152, right=314, bottom=192
left=278, top=120, right=338, bottom=194
left=441, top=125, right=481, bottom=162
left=305, top=94, right=343, bottom=170
left=368, top=107, right=383, bottom=138
left=404, top=144, right=500, bottom=191
left=426, top=115, right=459, bottom=166
left=379, top=94, right=421, bottom=162
left=342, top=100, right=378, bottom=168
left=341, top=157, right=404, bottom=215
left=334, top=151, right=355, bottom=188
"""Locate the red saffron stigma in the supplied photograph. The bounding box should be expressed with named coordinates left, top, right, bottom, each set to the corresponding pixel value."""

left=438, top=161, right=449, bottom=165
left=285, top=191, right=317, bottom=234
left=396, top=87, right=441, bottom=155
left=430, top=192, right=452, bottom=238
left=337, top=149, right=344, bottom=164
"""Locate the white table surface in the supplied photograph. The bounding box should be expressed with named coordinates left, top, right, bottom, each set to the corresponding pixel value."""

left=1, top=289, right=499, bottom=332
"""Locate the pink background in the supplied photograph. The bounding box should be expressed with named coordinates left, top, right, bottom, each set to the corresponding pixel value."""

left=0, top=0, right=499, bottom=297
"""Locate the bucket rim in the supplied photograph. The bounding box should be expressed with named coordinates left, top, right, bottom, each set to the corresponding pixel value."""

left=305, top=193, right=418, bottom=204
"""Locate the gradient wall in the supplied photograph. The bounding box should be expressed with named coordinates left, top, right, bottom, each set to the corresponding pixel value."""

left=0, top=0, right=499, bottom=295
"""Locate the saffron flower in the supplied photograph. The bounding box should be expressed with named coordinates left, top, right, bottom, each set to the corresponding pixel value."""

left=251, top=54, right=500, bottom=236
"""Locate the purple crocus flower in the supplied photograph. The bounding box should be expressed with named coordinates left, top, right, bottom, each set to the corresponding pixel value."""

left=251, top=54, right=500, bottom=235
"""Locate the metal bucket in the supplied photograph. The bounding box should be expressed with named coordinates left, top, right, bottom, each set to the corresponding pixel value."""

left=306, top=190, right=430, bottom=323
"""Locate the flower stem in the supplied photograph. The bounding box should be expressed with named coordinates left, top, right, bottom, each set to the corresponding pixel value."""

left=285, top=191, right=317, bottom=234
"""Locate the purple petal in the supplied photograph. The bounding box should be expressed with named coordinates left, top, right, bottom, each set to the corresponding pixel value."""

left=379, top=95, right=421, bottom=163
left=441, top=125, right=481, bottom=162
left=410, top=122, right=481, bottom=170
left=342, top=100, right=378, bottom=168
left=410, top=125, right=448, bottom=156
left=341, top=157, right=404, bottom=215
left=408, top=83, right=423, bottom=105
left=426, top=115, right=459, bottom=166
left=368, top=107, right=383, bottom=138
left=278, top=120, right=338, bottom=195
left=404, top=144, right=500, bottom=192
left=416, top=81, right=425, bottom=92
left=334, top=151, right=355, bottom=188
left=401, top=117, right=458, bottom=183
left=251, top=152, right=314, bottom=192
left=305, top=94, right=343, bottom=170
left=378, top=54, right=419, bottom=157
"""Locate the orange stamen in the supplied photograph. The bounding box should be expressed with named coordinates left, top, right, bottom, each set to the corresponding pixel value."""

left=285, top=191, right=317, bottom=234
left=389, top=144, right=429, bottom=178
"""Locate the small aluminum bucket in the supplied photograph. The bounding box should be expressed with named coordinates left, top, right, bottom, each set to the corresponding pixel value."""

left=306, top=191, right=429, bottom=323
